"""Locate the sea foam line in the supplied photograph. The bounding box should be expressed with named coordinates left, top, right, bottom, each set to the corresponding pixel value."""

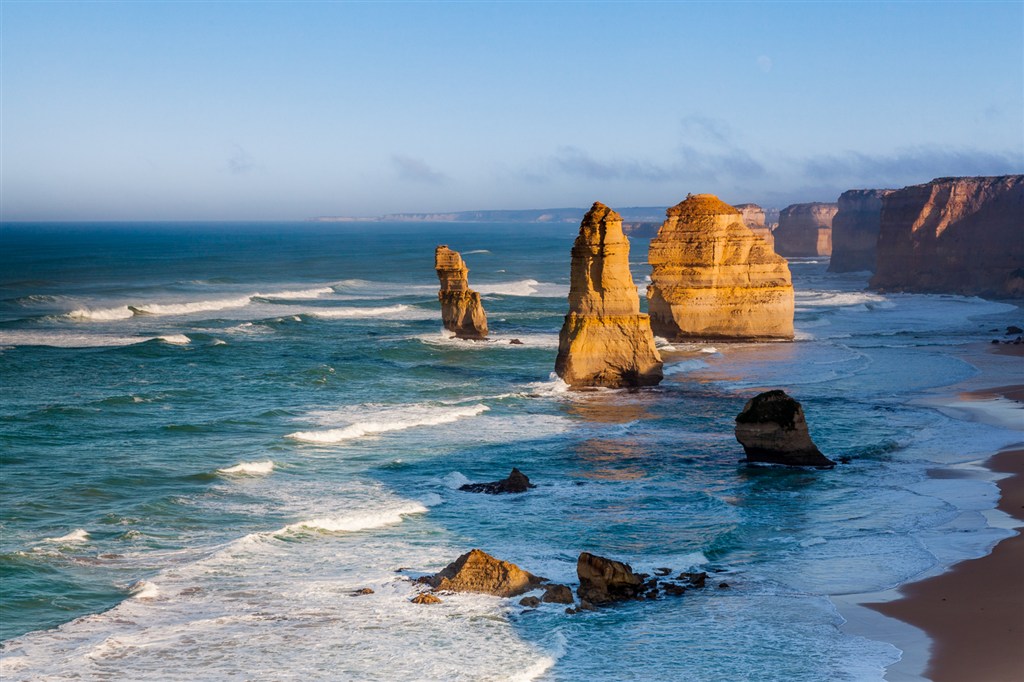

left=63, top=286, right=335, bottom=321
left=273, top=501, right=430, bottom=536
left=286, top=404, right=489, bottom=444
left=218, top=460, right=275, bottom=476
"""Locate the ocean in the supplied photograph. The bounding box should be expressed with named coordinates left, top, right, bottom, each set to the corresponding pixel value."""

left=1, top=222, right=1020, bottom=681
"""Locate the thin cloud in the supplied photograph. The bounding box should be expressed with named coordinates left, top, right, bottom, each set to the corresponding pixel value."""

left=798, top=147, right=1021, bottom=185
left=392, top=155, right=448, bottom=184
left=227, top=145, right=256, bottom=175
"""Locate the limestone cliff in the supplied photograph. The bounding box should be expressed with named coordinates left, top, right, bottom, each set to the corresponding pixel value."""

left=828, top=189, right=894, bottom=272
left=555, top=202, right=663, bottom=388
left=646, top=194, right=794, bottom=340
left=734, top=203, right=775, bottom=250
left=434, top=245, right=488, bottom=340
left=870, top=176, right=1024, bottom=296
left=774, top=202, right=837, bottom=257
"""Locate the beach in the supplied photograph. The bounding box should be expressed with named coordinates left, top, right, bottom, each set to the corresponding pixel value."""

left=869, top=344, right=1024, bottom=681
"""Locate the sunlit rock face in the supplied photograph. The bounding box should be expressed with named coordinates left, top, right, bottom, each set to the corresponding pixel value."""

left=555, top=202, right=663, bottom=388
left=828, top=189, right=894, bottom=273
left=870, top=176, right=1024, bottom=296
left=434, top=245, right=488, bottom=340
left=646, top=194, right=794, bottom=341
left=734, top=203, right=775, bottom=250
left=774, top=202, right=837, bottom=257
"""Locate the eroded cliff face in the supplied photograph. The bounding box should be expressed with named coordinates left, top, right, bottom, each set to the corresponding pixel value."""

left=734, top=203, right=775, bottom=249
left=434, top=245, right=488, bottom=340
left=828, top=189, right=894, bottom=273
left=646, top=194, right=794, bottom=340
left=555, top=202, right=663, bottom=388
left=870, top=176, right=1024, bottom=296
left=774, top=202, right=837, bottom=257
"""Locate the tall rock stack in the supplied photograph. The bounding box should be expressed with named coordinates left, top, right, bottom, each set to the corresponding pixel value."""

left=774, top=202, right=838, bottom=257
left=646, top=194, right=794, bottom=340
left=434, top=245, right=488, bottom=340
left=734, top=203, right=775, bottom=250
left=870, top=176, right=1024, bottom=296
left=555, top=202, right=663, bottom=388
left=828, top=189, right=894, bottom=273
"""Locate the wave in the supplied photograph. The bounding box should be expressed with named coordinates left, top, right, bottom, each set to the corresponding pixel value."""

left=43, top=529, right=90, bottom=544
left=273, top=501, right=429, bottom=535
left=475, top=279, right=568, bottom=297
left=286, top=404, right=489, bottom=444
left=664, top=359, right=710, bottom=376
left=0, top=331, right=165, bottom=348
left=156, top=334, right=190, bottom=345
left=303, top=304, right=423, bottom=320
left=254, top=287, right=334, bottom=301
left=218, top=460, right=275, bottom=476
left=66, top=306, right=135, bottom=321
left=416, top=331, right=560, bottom=349
left=129, top=295, right=253, bottom=316
left=463, top=249, right=491, bottom=255
left=128, top=580, right=159, bottom=600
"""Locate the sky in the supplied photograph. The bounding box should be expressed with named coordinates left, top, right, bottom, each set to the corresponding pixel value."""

left=1, top=1, right=1021, bottom=221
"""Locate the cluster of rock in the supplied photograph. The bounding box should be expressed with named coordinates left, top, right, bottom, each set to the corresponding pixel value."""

left=869, top=175, right=1024, bottom=296
left=827, top=189, right=894, bottom=272
left=434, top=245, right=488, bottom=340
left=554, top=202, right=664, bottom=388
left=409, top=548, right=713, bottom=609
left=773, top=202, right=837, bottom=257
left=734, top=390, right=835, bottom=468
left=646, top=194, right=795, bottom=340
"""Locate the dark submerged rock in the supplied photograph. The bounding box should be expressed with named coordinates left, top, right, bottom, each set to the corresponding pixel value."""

left=542, top=584, right=574, bottom=604
left=459, top=468, right=536, bottom=494
left=576, top=552, right=645, bottom=605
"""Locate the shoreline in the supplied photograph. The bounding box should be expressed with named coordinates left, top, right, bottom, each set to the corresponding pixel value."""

left=855, top=342, right=1024, bottom=681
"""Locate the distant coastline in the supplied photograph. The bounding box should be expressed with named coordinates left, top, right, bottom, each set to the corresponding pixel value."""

left=308, top=207, right=669, bottom=224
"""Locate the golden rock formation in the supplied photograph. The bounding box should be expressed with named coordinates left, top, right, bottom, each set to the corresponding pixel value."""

left=555, top=202, right=663, bottom=388
left=434, top=245, right=488, bottom=340
left=429, top=549, right=545, bottom=597
left=647, top=194, right=794, bottom=340
left=774, top=202, right=837, bottom=257
left=734, top=203, right=775, bottom=250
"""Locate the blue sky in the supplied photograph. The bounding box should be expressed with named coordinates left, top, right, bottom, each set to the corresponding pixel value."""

left=2, top=1, right=1021, bottom=220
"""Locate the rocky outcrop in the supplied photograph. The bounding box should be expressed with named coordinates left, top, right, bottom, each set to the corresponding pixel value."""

left=774, top=203, right=837, bottom=257
left=646, top=194, right=794, bottom=340
left=411, top=592, right=443, bottom=605
left=542, top=584, right=574, bottom=604
left=870, top=176, right=1024, bottom=296
left=735, top=390, right=835, bottom=467
left=734, top=203, right=774, bottom=249
left=576, top=552, right=645, bottom=605
left=435, top=246, right=488, bottom=340
left=828, top=189, right=894, bottom=272
left=459, top=468, right=535, bottom=494
left=555, top=202, right=663, bottom=388
left=428, top=549, right=545, bottom=597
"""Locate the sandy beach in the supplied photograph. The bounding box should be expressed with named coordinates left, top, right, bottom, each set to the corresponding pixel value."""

left=871, top=342, right=1023, bottom=681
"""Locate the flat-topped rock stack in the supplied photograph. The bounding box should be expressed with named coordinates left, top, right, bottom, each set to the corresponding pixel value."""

left=774, top=202, right=838, bottom=257
left=870, top=176, right=1024, bottom=296
left=555, top=202, right=663, bottom=388
left=434, top=245, right=488, bottom=340
left=646, top=194, right=794, bottom=340
left=734, top=203, right=775, bottom=250
left=828, top=189, right=894, bottom=272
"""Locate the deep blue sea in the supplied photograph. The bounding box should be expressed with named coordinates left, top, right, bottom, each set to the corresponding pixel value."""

left=1, top=222, right=1021, bottom=680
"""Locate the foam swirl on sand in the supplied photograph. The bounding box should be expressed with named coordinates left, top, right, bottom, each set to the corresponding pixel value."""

left=217, top=460, right=275, bottom=476
left=287, top=404, right=489, bottom=444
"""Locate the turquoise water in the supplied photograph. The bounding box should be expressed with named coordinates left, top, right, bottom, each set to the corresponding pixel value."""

left=1, top=222, right=1020, bottom=680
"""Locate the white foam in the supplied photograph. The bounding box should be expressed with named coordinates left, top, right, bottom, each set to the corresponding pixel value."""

left=475, top=279, right=568, bottom=297
left=523, top=373, right=571, bottom=397
left=256, top=287, right=333, bottom=300
left=217, top=460, right=275, bottom=476
left=43, top=529, right=90, bottom=544
left=416, top=331, right=560, bottom=349
left=65, top=305, right=134, bottom=321
left=129, top=580, right=159, bottom=600
left=286, top=404, right=489, bottom=444
left=275, top=501, right=428, bottom=535
left=304, top=304, right=430, bottom=320
left=130, top=295, right=253, bottom=316
left=464, top=249, right=491, bottom=255
left=443, top=472, right=471, bottom=489
left=156, top=334, right=190, bottom=345
left=0, top=331, right=161, bottom=348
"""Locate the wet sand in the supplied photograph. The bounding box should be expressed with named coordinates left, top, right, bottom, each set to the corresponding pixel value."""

left=870, top=350, right=1024, bottom=682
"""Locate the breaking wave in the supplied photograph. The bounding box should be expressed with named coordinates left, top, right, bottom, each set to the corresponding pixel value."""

left=286, top=404, right=489, bottom=444
left=217, top=460, right=275, bottom=476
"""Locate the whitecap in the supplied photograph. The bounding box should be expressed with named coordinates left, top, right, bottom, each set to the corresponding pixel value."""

left=65, top=305, right=134, bottom=321
left=304, top=304, right=431, bottom=320
left=256, top=287, right=333, bottom=301
left=443, top=472, right=471, bottom=489
left=286, top=404, right=489, bottom=444
left=43, top=529, right=90, bottom=544
left=523, top=374, right=571, bottom=397
left=464, top=249, right=491, bottom=255
left=156, top=334, right=190, bottom=345
left=274, top=501, right=428, bottom=535
left=128, top=580, right=159, bottom=600
left=130, top=295, right=253, bottom=316
left=0, top=331, right=161, bottom=348
left=217, top=460, right=275, bottom=476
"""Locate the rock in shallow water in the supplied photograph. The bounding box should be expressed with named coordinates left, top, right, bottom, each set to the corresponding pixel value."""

left=435, top=245, right=488, bottom=340
left=458, top=468, right=535, bottom=494
left=576, top=551, right=645, bottom=605
left=429, top=549, right=546, bottom=597
left=735, top=390, right=835, bottom=468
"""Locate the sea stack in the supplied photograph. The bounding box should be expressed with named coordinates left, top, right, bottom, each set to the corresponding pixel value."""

left=555, top=202, right=663, bottom=388
left=735, top=390, right=835, bottom=468
left=646, top=194, right=794, bottom=340
left=734, top=203, right=775, bottom=250
left=870, top=176, right=1024, bottom=296
left=773, top=202, right=838, bottom=257
left=828, top=189, right=895, bottom=273
left=434, top=245, right=488, bottom=340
